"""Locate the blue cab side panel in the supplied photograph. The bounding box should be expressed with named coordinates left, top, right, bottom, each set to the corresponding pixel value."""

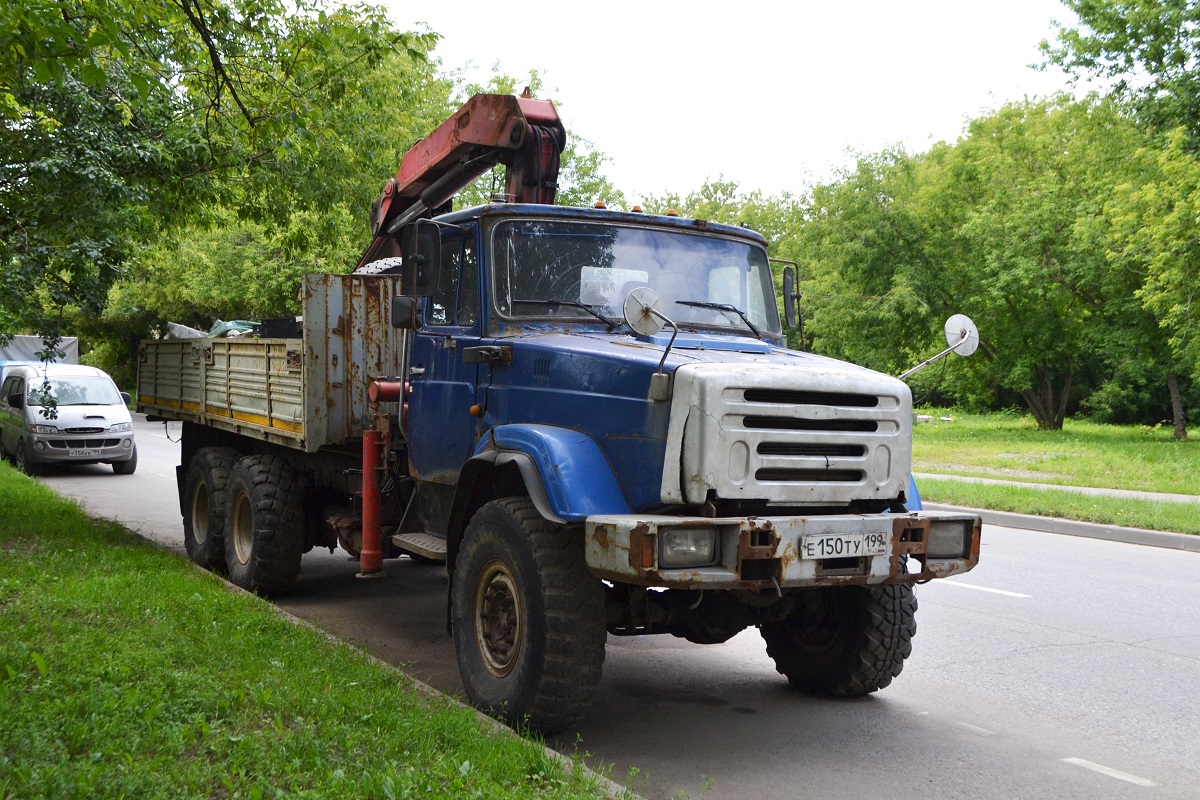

left=475, top=424, right=632, bottom=520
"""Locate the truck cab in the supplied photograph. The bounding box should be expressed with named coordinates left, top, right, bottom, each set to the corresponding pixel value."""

left=385, top=200, right=979, bottom=731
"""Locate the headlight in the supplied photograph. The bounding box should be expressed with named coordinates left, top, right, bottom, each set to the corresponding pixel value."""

left=109, top=422, right=133, bottom=432
left=28, top=424, right=57, bottom=434
left=928, top=521, right=971, bottom=558
left=659, top=527, right=719, bottom=568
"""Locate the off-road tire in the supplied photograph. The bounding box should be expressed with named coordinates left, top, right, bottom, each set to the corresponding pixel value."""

left=223, top=454, right=306, bottom=595
left=760, top=584, right=917, bottom=696
left=451, top=497, right=606, bottom=734
left=111, top=444, right=138, bottom=475
left=182, top=447, right=238, bottom=571
left=15, top=441, right=42, bottom=476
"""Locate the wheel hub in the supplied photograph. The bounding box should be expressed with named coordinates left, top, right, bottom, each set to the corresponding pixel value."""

left=191, top=482, right=209, bottom=545
left=474, top=560, right=522, bottom=678
left=231, top=492, right=253, bottom=565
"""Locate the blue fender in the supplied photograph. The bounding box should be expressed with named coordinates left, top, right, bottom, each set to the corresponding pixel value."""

left=473, top=424, right=632, bottom=521
left=907, top=473, right=924, bottom=511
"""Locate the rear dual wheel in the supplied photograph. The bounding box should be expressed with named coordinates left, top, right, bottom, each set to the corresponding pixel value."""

left=182, top=447, right=238, bottom=571
left=223, top=454, right=306, bottom=595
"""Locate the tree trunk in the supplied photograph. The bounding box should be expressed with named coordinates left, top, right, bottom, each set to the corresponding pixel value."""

left=1020, top=359, right=1071, bottom=431
left=1167, top=371, right=1187, bottom=440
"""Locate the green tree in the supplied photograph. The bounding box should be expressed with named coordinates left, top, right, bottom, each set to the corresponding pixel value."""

left=0, top=0, right=432, bottom=341
left=792, top=97, right=1157, bottom=431
left=1043, top=0, right=1200, bottom=143
left=1107, top=127, right=1200, bottom=436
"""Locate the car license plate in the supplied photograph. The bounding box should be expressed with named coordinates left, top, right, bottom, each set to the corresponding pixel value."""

left=800, top=532, right=888, bottom=559
left=70, top=449, right=101, bottom=457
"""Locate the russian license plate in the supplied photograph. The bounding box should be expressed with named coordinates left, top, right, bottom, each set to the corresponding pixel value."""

left=800, top=532, right=888, bottom=559
left=70, top=449, right=101, bottom=457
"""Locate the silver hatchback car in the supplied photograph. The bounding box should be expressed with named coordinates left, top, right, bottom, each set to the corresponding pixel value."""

left=0, top=364, right=137, bottom=475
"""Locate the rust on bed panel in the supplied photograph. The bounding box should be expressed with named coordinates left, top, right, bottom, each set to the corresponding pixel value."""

left=304, top=273, right=409, bottom=451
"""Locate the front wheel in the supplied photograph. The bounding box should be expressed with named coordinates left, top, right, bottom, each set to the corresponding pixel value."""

left=760, top=584, right=917, bottom=696
left=112, top=444, right=137, bottom=475
left=15, top=440, right=42, bottom=476
left=223, top=455, right=306, bottom=595
left=451, top=498, right=605, bottom=734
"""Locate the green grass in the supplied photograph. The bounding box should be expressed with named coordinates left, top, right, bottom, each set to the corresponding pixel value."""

left=912, top=410, right=1198, bottom=495
left=917, top=477, right=1200, bottom=535
left=0, top=464, right=616, bottom=800
left=912, top=410, right=1200, bottom=534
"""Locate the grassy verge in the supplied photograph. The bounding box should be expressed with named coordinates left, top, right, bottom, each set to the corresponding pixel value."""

left=911, top=410, right=1199, bottom=534
left=917, top=476, right=1200, bottom=535
left=912, top=410, right=1198, bottom=495
left=0, top=464, right=615, bottom=799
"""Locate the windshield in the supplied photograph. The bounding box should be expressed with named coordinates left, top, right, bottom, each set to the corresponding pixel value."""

left=491, top=219, right=782, bottom=335
left=28, top=376, right=122, bottom=406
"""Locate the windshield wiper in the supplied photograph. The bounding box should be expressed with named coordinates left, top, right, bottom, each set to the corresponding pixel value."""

left=518, top=299, right=620, bottom=329
left=675, top=300, right=763, bottom=340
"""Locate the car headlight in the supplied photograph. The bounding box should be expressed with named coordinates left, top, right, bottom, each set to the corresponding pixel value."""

left=109, top=422, right=133, bottom=432
left=928, top=520, right=971, bottom=558
left=659, top=527, right=719, bottom=568
left=28, top=424, right=57, bottom=434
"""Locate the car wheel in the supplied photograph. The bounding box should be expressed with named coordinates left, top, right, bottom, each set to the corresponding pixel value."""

left=15, top=440, right=42, bottom=476
left=112, top=444, right=137, bottom=475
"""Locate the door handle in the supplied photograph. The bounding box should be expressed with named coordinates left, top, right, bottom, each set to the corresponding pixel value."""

left=462, top=346, right=513, bottom=364
left=409, top=367, right=426, bottom=376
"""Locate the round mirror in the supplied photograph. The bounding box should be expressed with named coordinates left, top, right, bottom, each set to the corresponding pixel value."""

left=944, top=314, right=979, bottom=357
left=623, top=286, right=667, bottom=337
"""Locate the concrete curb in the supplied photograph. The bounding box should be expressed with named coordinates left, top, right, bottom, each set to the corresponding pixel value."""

left=924, top=502, right=1200, bottom=553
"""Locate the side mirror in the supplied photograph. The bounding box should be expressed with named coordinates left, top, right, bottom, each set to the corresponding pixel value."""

left=8, top=393, right=24, bottom=410
left=400, top=220, right=442, bottom=297
left=898, top=314, right=980, bottom=380
left=119, top=391, right=131, bottom=406
left=782, top=266, right=799, bottom=329
left=390, top=296, right=422, bottom=329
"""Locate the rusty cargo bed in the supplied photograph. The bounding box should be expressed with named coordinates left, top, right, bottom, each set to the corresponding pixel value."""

left=137, top=274, right=409, bottom=452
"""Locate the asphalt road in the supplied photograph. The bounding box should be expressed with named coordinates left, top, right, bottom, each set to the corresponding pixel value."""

left=36, top=416, right=1200, bottom=800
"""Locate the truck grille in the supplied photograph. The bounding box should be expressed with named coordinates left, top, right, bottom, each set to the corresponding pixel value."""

left=662, top=363, right=913, bottom=506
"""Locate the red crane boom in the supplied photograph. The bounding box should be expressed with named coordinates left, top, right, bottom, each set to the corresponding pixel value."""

left=357, top=91, right=566, bottom=268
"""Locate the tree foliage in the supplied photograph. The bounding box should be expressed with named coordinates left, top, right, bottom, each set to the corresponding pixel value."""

left=1044, top=0, right=1200, bottom=142
left=787, top=97, right=1177, bottom=431
left=0, top=0, right=435, bottom=341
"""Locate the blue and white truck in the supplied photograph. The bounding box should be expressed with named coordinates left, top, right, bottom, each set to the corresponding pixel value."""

left=138, top=93, right=981, bottom=733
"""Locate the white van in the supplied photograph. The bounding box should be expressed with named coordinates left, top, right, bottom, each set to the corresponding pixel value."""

left=0, top=364, right=137, bottom=475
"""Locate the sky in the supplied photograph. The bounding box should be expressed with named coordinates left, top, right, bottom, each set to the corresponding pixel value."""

left=380, top=0, right=1085, bottom=203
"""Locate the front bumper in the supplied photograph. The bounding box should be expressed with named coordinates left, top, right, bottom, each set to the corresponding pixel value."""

left=585, top=512, right=981, bottom=589
left=25, top=433, right=135, bottom=465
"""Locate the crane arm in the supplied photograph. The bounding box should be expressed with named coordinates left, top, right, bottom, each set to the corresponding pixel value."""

left=357, top=92, right=566, bottom=268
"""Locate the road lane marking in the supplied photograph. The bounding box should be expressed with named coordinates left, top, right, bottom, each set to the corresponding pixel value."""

left=936, top=580, right=1031, bottom=598
left=955, top=721, right=997, bottom=737
left=1062, top=758, right=1155, bottom=787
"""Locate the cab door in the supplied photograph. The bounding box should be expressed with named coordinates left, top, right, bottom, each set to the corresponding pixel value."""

left=405, top=230, right=484, bottom=484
